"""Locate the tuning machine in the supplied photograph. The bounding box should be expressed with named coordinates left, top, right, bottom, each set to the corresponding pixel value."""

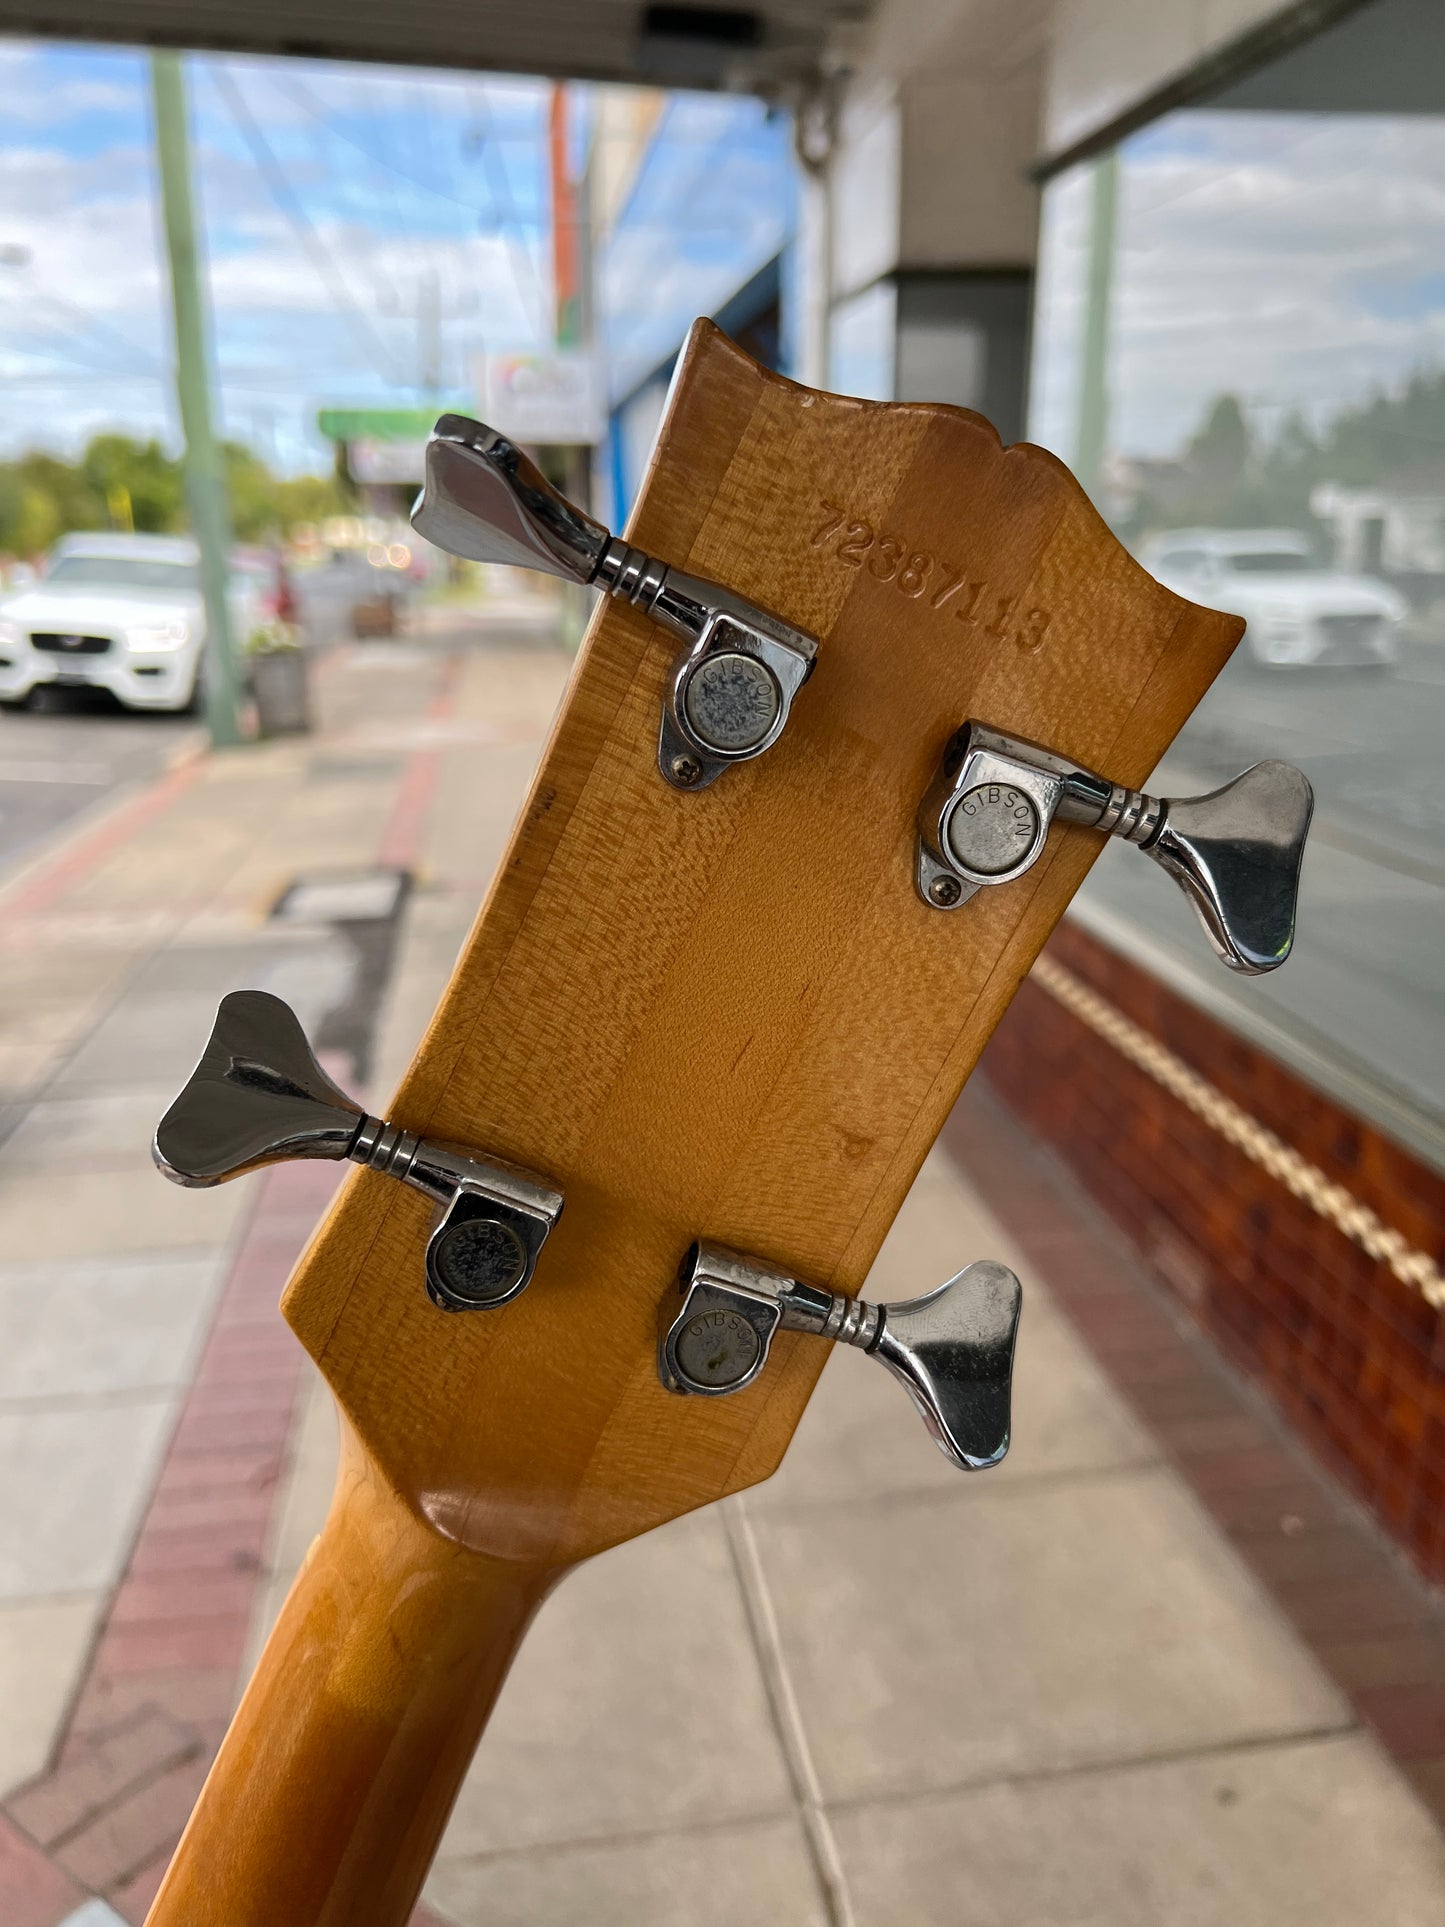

left=915, top=722, right=1314, bottom=975
left=411, top=414, right=817, bottom=790
left=659, top=1240, right=1022, bottom=1471
left=153, top=991, right=563, bottom=1312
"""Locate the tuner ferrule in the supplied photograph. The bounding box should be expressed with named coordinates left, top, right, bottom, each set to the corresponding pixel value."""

left=1093, top=784, right=1164, bottom=844
left=349, top=1115, right=424, bottom=1185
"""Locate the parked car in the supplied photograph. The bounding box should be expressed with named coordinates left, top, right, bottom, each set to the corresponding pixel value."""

left=1139, top=528, right=1406, bottom=668
left=0, top=532, right=267, bottom=713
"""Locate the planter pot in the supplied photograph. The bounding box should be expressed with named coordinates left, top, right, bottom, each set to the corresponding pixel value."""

left=250, top=649, right=311, bottom=737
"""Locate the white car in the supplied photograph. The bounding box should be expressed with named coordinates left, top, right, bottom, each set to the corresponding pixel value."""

left=0, top=532, right=265, bottom=714
left=1140, top=528, right=1405, bottom=669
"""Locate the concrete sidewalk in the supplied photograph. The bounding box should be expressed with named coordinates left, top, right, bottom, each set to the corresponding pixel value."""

left=0, top=613, right=1441, bottom=1926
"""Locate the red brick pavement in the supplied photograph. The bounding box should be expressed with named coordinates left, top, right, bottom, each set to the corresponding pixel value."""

left=1, top=1160, right=337, bottom=1922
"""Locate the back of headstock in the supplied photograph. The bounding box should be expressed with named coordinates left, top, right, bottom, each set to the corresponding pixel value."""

left=270, top=323, right=1249, bottom=1563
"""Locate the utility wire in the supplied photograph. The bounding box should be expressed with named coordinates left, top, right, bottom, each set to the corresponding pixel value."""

left=209, top=63, right=400, bottom=387
left=280, top=70, right=549, bottom=342
left=464, top=83, right=551, bottom=337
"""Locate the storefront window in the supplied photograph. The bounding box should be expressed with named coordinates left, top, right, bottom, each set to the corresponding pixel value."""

left=1030, top=109, right=1445, bottom=1156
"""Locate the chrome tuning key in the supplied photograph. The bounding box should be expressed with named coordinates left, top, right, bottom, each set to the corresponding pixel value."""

left=153, top=991, right=563, bottom=1313
left=411, top=414, right=817, bottom=790
left=659, top=1240, right=1022, bottom=1471
left=915, top=722, right=1314, bottom=975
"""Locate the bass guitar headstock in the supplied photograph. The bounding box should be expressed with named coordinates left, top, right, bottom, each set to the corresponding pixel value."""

left=156, top=322, right=1309, bottom=1570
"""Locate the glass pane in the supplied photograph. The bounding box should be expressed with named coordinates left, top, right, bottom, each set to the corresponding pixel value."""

left=1029, top=112, right=1445, bottom=1147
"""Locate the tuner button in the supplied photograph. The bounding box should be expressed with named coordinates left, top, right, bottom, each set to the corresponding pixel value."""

left=153, top=990, right=364, bottom=1187
left=870, top=1261, right=1022, bottom=1471
left=411, top=415, right=610, bottom=585
left=1145, top=761, right=1313, bottom=975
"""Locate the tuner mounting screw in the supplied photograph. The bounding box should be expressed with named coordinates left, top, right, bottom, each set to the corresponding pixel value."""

left=669, top=753, right=703, bottom=787
left=928, top=875, right=963, bottom=907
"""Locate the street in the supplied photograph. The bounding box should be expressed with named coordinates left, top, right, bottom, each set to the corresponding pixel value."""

left=0, top=562, right=391, bottom=879
left=0, top=693, right=198, bottom=877
left=1084, top=634, right=1445, bottom=1151
left=1173, top=634, right=1445, bottom=881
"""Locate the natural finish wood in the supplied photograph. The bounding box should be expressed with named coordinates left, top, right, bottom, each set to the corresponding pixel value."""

left=148, top=1423, right=557, bottom=1926
left=146, top=323, right=1241, bottom=1926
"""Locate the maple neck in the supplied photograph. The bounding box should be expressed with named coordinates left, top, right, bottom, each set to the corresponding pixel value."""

left=146, top=1431, right=558, bottom=1927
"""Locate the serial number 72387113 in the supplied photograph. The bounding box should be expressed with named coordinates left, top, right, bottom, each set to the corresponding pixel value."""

left=810, top=500, right=1051, bottom=655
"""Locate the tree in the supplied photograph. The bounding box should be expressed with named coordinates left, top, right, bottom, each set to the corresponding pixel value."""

left=80, top=435, right=184, bottom=532
left=1186, top=394, right=1251, bottom=504
left=223, top=441, right=282, bottom=542
left=0, top=434, right=352, bottom=557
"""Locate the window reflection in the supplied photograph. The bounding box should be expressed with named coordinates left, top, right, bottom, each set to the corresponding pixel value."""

left=1030, top=113, right=1445, bottom=1153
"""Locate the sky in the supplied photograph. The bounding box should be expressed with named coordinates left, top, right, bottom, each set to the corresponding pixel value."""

left=1030, top=108, right=1445, bottom=464
left=0, top=39, right=791, bottom=475
left=4, top=39, right=1444, bottom=479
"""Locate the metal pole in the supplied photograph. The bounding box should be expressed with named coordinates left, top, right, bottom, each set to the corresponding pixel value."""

left=1074, top=147, right=1118, bottom=506
left=149, top=51, right=243, bottom=747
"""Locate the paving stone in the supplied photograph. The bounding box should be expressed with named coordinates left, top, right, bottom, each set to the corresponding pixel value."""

left=425, top=1817, right=828, bottom=1927
left=9, top=1708, right=199, bottom=1849
left=0, top=1596, right=100, bottom=1799
left=0, top=1170, right=247, bottom=1265
left=751, top=1466, right=1350, bottom=1805
left=47, top=992, right=237, bottom=1093
left=442, top=1511, right=792, bottom=1856
left=0, top=1090, right=180, bottom=1172
left=0, top=1254, right=226, bottom=1404
left=106, top=1852, right=171, bottom=1926
left=54, top=1752, right=209, bottom=1893
left=0, top=1810, right=86, bottom=1927
left=0, top=1042, right=64, bottom=1090
left=835, top=1732, right=1445, bottom=1927
left=0, top=1401, right=174, bottom=1599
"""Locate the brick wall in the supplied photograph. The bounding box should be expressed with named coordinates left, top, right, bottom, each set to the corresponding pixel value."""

left=980, top=920, right=1445, bottom=1587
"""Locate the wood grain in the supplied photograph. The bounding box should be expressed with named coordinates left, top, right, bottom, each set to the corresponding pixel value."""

left=145, top=323, right=1242, bottom=1926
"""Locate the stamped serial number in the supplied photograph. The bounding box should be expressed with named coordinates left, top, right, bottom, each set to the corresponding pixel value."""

left=811, top=501, right=1051, bottom=654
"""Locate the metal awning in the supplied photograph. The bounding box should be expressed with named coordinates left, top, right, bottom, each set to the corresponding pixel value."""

left=0, top=1, right=868, bottom=92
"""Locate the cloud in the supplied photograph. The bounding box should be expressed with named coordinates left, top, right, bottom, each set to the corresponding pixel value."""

left=1030, top=110, right=1445, bottom=461
left=0, top=44, right=557, bottom=469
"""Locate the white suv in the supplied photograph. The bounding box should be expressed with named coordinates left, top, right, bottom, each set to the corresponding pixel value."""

left=1139, top=528, right=1405, bottom=669
left=0, top=532, right=263, bottom=713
